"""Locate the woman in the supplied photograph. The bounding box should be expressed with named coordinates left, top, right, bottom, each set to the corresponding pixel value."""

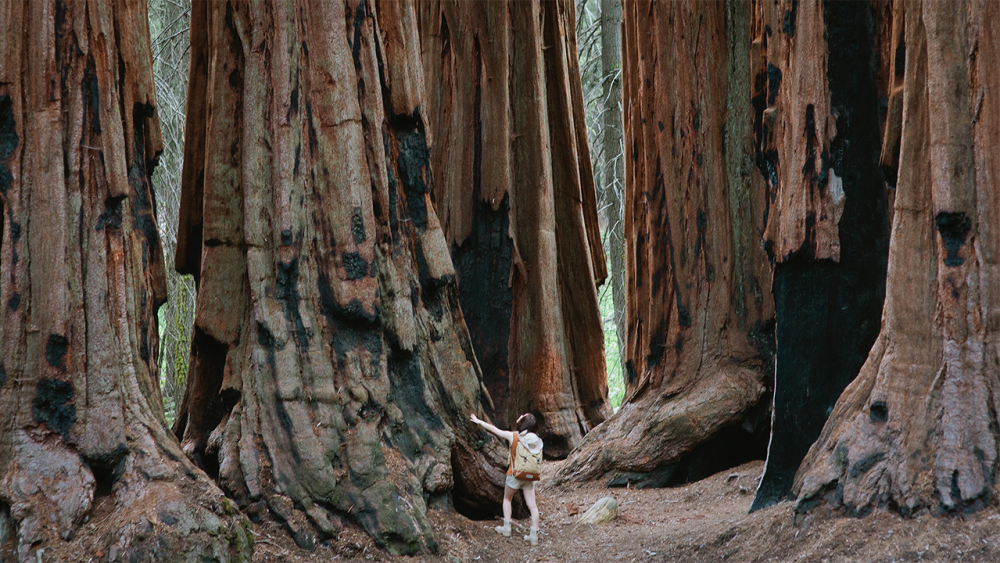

left=470, top=412, right=543, bottom=545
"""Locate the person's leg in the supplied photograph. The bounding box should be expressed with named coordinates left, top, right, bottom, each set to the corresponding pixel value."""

left=503, top=485, right=515, bottom=523
left=522, top=486, right=539, bottom=545
left=495, top=485, right=516, bottom=537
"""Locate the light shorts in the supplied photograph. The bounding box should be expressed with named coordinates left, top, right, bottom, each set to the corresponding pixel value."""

left=506, top=475, right=534, bottom=490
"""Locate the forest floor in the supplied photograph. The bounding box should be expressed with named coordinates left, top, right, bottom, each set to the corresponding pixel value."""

left=6, top=459, right=1000, bottom=562
left=253, top=460, right=1000, bottom=563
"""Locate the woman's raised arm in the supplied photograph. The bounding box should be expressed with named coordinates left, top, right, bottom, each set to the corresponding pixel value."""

left=470, top=413, right=514, bottom=443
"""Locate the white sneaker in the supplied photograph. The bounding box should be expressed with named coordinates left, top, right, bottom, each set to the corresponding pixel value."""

left=495, top=521, right=511, bottom=537
left=524, top=528, right=538, bottom=546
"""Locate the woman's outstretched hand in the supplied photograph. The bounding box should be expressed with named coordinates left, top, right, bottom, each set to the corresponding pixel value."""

left=469, top=413, right=512, bottom=442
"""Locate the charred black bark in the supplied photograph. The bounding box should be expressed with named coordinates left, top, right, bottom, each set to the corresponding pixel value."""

left=752, top=1, right=890, bottom=511
left=451, top=193, right=513, bottom=428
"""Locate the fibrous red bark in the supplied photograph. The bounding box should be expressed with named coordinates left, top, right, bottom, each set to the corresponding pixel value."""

left=556, top=0, right=775, bottom=486
left=416, top=0, right=610, bottom=458
left=0, top=1, right=251, bottom=560
left=174, top=0, right=507, bottom=554
left=795, top=0, right=1000, bottom=517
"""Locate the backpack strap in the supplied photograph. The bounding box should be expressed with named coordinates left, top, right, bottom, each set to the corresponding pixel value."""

left=507, top=432, right=519, bottom=476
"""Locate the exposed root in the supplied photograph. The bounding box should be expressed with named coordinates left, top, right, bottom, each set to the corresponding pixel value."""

left=555, top=362, right=766, bottom=485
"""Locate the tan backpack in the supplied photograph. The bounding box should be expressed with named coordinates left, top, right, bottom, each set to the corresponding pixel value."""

left=507, top=432, right=542, bottom=481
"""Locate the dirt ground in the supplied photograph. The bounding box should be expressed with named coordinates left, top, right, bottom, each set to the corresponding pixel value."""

left=251, top=459, right=1000, bottom=563
left=7, top=459, right=1000, bottom=562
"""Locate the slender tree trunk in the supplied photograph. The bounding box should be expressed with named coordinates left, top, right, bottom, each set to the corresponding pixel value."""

left=556, top=0, right=775, bottom=486
left=0, top=1, right=250, bottom=561
left=417, top=0, right=610, bottom=458
left=750, top=0, right=891, bottom=510
left=795, top=0, right=1000, bottom=517
left=600, top=0, right=627, bottom=377
left=173, top=1, right=506, bottom=553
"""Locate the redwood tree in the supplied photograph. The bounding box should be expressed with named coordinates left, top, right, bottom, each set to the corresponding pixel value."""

left=795, top=0, right=1000, bottom=517
left=173, top=0, right=507, bottom=554
left=416, top=0, right=610, bottom=458
left=0, top=1, right=250, bottom=561
left=750, top=0, right=891, bottom=509
left=557, top=0, right=776, bottom=486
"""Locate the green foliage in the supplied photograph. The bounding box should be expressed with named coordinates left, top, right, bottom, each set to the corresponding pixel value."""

left=599, top=276, right=625, bottom=410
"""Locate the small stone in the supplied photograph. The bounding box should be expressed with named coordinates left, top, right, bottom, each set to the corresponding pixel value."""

left=576, top=497, right=618, bottom=525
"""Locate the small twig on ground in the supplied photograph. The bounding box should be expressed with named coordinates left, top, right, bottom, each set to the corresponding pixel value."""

left=256, top=538, right=286, bottom=551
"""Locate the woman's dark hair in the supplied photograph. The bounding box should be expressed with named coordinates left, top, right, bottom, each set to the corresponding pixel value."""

left=516, top=413, right=537, bottom=433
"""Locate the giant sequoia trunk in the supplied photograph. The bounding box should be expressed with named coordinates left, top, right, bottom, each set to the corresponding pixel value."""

left=750, top=0, right=891, bottom=509
left=173, top=0, right=507, bottom=554
left=795, top=0, right=1000, bottom=517
left=557, top=0, right=776, bottom=486
left=416, top=0, right=610, bottom=458
left=0, top=1, right=250, bottom=561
